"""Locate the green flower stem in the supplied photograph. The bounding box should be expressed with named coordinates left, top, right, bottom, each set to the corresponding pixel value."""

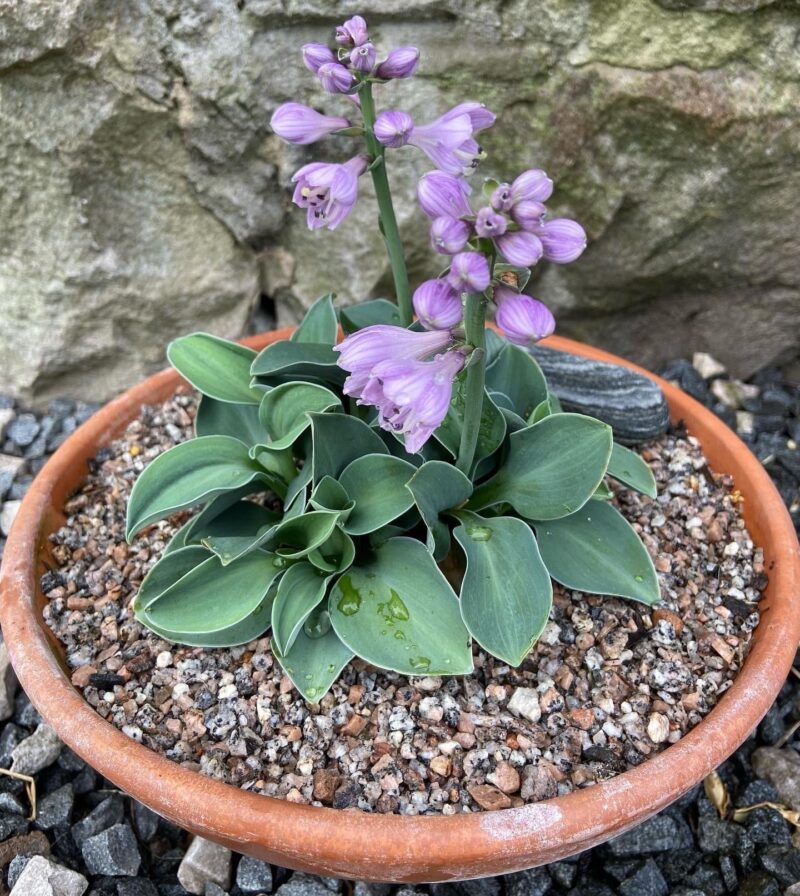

left=359, top=82, right=413, bottom=327
left=456, top=291, right=487, bottom=475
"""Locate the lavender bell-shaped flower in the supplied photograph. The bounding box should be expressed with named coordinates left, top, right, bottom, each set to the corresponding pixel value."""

left=495, top=230, right=544, bottom=266
left=335, top=15, right=369, bottom=47
left=530, top=218, right=587, bottom=263
left=413, top=280, right=464, bottom=330
left=494, top=287, right=555, bottom=346
left=317, top=62, right=356, bottom=93
left=447, top=252, right=491, bottom=293
left=417, top=171, right=473, bottom=219
left=270, top=103, right=350, bottom=145
left=373, top=110, right=414, bottom=149
left=291, top=155, right=368, bottom=230
left=302, top=42, right=336, bottom=73
left=474, top=206, right=508, bottom=238
left=375, top=47, right=420, bottom=79
left=510, top=169, right=554, bottom=204
left=430, top=215, right=471, bottom=255
left=510, top=200, right=547, bottom=231
left=350, top=41, right=376, bottom=72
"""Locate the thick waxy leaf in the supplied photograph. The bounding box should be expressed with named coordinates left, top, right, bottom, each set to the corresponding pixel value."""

left=308, top=525, right=356, bottom=573
left=340, top=298, right=401, bottom=334
left=453, top=512, right=552, bottom=666
left=126, top=436, right=266, bottom=540
left=329, top=537, right=473, bottom=676
left=291, top=294, right=337, bottom=345
left=163, top=484, right=265, bottom=555
left=484, top=328, right=508, bottom=367
left=607, top=443, right=657, bottom=498
left=195, top=396, right=266, bottom=446
left=272, top=562, right=331, bottom=655
left=338, top=454, right=416, bottom=536
left=469, top=413, right=613, bottom=520
left=310, top=412, right=387, bottom=482
left=486, top=342, right=548, bottom=420
left=132, top=546, right=212, bottom=613
left=310, top=477, right=354, bottom=517
left=406, top=461, right=473, bottom=560
left=534, top=499, right=660, bottom=605
left=201, top=501, right=280, bottom=565
left=273, top=616, right=353, bottom=702
left=139, top=549, right=284, bottom=641
left=250, top=340, right=345, bottom=385
left=267, top=510, right=343, bottom=560
left=593, top=481, right=615, bottom=500
left=257, top=383, right=341, bottom=451
left=284, top=463, right=312, bottom=514
left=434, top=380, right=506, bottom=471
left=168, top=333, right=261, bottom=404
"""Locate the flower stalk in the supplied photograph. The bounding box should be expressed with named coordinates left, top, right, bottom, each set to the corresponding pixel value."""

left=456, top=290, right=487, bottom=475
left=358, top=81, right=413, bottom=326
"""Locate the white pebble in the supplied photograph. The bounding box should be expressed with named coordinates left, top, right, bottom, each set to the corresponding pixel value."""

left=507, top=688, right=541, bottom=723
left=156, top=651, right=173, bottom=669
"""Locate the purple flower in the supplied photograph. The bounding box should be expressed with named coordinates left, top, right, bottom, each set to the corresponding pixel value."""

left=447, top=252, right=490, bottom=293
left=511, top=200, right=546, bottom=231
left=475, top=206, right=508, bottom=238
left=335, top=15, right=368, bottom=47
left=375, top=47, right=420, bottom=80
left=494, top=287, right=555, bottom=346
left=413, top=280, right=463, bottom=330
left=350, top=41, right=376, bottom=72
left=530, top=218, right=587, bottom=263
left=490, top=183, right=514, bottom=212
left=291, top=155, right=368, bottom=230
left=430, top=215, right=470, bottom=254
left=270, top=103, right=350, bottom=145
left=302, top=43, right=336, bottom=73
left=511, top=169, right=553, bottom=204
left=317, top=62, right=356, bottom=94
left=495, top=231, right=544, bottom=266
left=361, top=351, right=467, bottom=453
left=444, top=102, right=496, bottom=132
left=374, top=110, right=414, bottom=148
left=406, top=110, right=473, bottom=175
left=417, top=171, right=473, bottom=219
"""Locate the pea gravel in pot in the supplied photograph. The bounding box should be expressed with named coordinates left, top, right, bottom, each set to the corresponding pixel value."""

left=1, top=332, right=799, bottom=882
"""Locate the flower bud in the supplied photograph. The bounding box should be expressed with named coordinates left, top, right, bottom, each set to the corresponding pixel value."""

left=350, top=41, right=376, bottom=72
left=270, top=103, right=351, bottom=145
left=490, top=183, right=513, bottom=212
left=495, top=230, right=544, bottom=267
left=510, top=169, right=553, bottom=204
left=417, top=171, right=473, bottom=219
left=413, top=279, right=463, bottom=330
left=375, top=47, right=420, bottom=79
left=447, top=251, right=491, bottom=293
left=374, top=110, right=414, bottom=148
left=335, top=15, right=369, bottom=47
left=534, top=218, right=587, bottom=263
left=494, top=288, right=555, bottom=346
left=302, top=42, right=336, bottom=74
left=317, top=62, right=356, bottom=94
left=475, top=206, right=508, bottom=238
left=430, top=215, right=470, bottom=254
left=511, top=200, right=546, bottom=231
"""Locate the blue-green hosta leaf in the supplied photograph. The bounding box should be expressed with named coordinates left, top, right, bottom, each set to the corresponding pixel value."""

left=483, top=328, right=507, bottom=367
left=329, top=537, right=473, bottom=676
left=167, top=333, right=261, bottom=404
left=310, top=412, right=388, bottom=482
left=272, top=562, right=332, bottom=655
left=406, top=461, right=473, bottom=561
left=469, top=413, right=613, bottom=520
left=273, top=614, right=353, bottom=702
left=257, top=382, right=341, bottom=451
left=284, top=463, right=312, bottom=516
left=453, top=511, right=552, bottom=666
left=163, top=483, right=265, bottom=555
left=337, top=454, right=416, bottom=536
left=607, top=443, right=657, bottom=498
left=593, top=481, right=615, bottom=501
left=126, top=436, right=266, bottom=540
left=291, top=294, right=337, bottom=345
left=195, top=396, right=266, bottom=446
left=200, top=501, right=280, bottom=565
left=534, top=499, right=660, bottom=605
left=529, top=397, right=553, bottom=424
left=307, top=525, right=356, bottom=573
left=267, top=510, right=343, bottom=560
left=486, top=341, right=548, bottom=420
left=138, top=550, right=284, bottom=645
left=132, top=546, right=212, bottom=614
left=310, top=476, right=354, bottom=518
left=339, top=298, right=402, bottom=334
left=250, top=340, right=345, bottom=385
left=434, top=380, right=506, bottom=472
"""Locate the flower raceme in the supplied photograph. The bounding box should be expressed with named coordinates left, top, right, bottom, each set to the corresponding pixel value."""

left=291, top=155, right=368, bottom=230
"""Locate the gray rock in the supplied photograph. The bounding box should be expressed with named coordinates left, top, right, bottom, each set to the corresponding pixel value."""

left=177, top=837, right=232, bottom=895
left=0, top=407, right=14, bottom=441
left=503, top=868, right=552, bottom=896
left=9, top=855, right=88, bottom=896
left=353, top=885, right=392, bottom=896
left=0, top=790, right=28, bottom=815
left=7, top=855, right=30, bottom=890
left=431, top=880, right=501, bottom=896
left=80, top=823, right=141, bottom=877
left=752, top=747, right=800, bottom=811
left=235, top=855, right=273, bottom=894
left=6, top=413, right=40, bottom=447
left=757, top=845, right=800, bottom=888
left=0, top=452, right=25, bottom=501
left=531, top=346, right=669, bottom=443
left=131, top=800, right=160, bottom=842
left=0, top=499, right=22, bottom=538
left=0, top=721, right=26, bottom=767
left=618, top=859, right=669, bottom=896
left=10, top=723, right=62, bottom=775
left=115, top=881, right=160, bottom=896
left=0, top=812, right=28, bottom=840
left=736, top=872, right=781, bottom=896
left=276, top=875, right=341, bottom=896
left=35, top=783, right=75, bottom=830
left=71, top=793, right=125, bottom=847
left=608, top=814, right=694, bottom=856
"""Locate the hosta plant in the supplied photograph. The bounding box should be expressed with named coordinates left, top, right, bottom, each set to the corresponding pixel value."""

left=126, top=15, right=660, bottom=702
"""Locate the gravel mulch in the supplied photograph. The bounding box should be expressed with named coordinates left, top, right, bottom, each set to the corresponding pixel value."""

left=0, top=350, right=797, bottom=894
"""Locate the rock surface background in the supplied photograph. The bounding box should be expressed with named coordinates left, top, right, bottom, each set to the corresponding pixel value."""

left=1, top=0, right=798, bottom=404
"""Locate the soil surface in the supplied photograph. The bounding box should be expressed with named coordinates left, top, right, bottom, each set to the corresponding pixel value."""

left=41, top=392, right=765, bottom=816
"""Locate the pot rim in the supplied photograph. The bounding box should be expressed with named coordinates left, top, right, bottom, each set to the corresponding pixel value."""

left=1, top=330, right=798, bottom=883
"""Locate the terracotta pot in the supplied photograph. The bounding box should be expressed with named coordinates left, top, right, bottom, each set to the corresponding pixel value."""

left=1, top=330, right=799, bottom=883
